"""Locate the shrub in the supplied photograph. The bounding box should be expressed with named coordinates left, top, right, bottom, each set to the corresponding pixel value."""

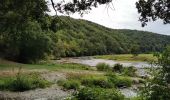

left=0, top=73, right=51, bottom=92
left=106, top=73, right=132, bottom=88
left=96, top=63, right=111, bottom=71
left=58, top=79, right=80, bottom=90
left=74, top=87, right=124, bottom=100
left=105, top=73, right=117, bottom=83
left=81, top=77, right=113, bottom=88
left=112, top=63, right=123, bottom=73
left=138, top=79, right=146, bottom=84
left=115, top=77, right=132, bottom=88
left=122, top=66, right=137, bottom=77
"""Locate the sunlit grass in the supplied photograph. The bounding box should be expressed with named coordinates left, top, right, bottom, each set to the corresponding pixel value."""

left=0, top=59, right=93, bottom=71
left=95, top=54, right=157, bottom=62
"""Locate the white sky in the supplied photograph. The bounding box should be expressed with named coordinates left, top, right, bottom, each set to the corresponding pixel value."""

left=47, top=0, right=170, bottom=35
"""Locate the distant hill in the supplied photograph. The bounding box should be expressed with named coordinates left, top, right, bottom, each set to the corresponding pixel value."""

left=52, top=16, right=170, bottom=57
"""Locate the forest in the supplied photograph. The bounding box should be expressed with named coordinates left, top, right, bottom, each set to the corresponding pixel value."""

left=1, top=15, right=170, bottom=63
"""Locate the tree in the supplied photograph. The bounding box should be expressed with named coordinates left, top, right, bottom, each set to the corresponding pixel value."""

left=54, top=0, right=112, bottom=15
left=0, top=0, right=112, bottom=63
left=136, top=0, right=170, bottom=27
left=131, top=45, right=140, bottom=57
left=0, top=0, right=55, bottom=63
left=141, top=46, right=170, bottom=100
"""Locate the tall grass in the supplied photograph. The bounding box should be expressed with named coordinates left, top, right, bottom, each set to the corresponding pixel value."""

left=96, top=63, right=111, bottom=71
left=74, top=87, right=124, bottom=100
left=0, top=71, right=51, bottom=92
left=95, top=54, right=157, bottom=62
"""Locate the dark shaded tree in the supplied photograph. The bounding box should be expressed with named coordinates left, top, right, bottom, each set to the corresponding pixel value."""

left=0, top=0, right=113, bottom=63
left=136, top=0, right=170, bottom=27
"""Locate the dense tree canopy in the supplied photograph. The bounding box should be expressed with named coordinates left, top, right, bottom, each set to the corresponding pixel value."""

left=54, top=0, right=112, bottom=15
left=0, top=0, right=112, bottom=63
left=136, top=0, right=170, bottom=26
left=0, top=0, right=54, bottom=63
left=50, top=16, right=170, bottom=58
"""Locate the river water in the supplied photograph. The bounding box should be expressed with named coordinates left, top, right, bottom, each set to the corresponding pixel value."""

left=55, top=56, right=152, bottom=98
left=57, top=57, right=150, bottom=68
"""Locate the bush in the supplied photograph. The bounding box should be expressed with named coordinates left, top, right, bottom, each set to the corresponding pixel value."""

left=81, top=77, right=113, bottom=88
left=122, top=66, right=137, bottom=77
left=74, top=87, right=124, bottom=100
left=0, top=73, right=51, bottom=92
left=105, top=73, right=117, bottom=83
left=112, top=63, right=123, bottom=73
left=115, top=77, right=132, bottom=88
left=106, top=73, right=132, bottom=88
left=57, top=79, right=80, bottom=90
left=96, top=63, right=111, bottom=71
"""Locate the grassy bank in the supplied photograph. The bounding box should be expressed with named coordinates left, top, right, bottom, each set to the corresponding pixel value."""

left=0, top=72, right=51, bottom=92
left=0, top=59, right=93, bottom=71
left=56, top=63, right=145, bottom=100
left=0, top=58, right=145, bottom=99
left=94, top=54, right=157, bottom=62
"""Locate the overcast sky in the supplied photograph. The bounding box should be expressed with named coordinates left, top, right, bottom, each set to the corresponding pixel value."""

left=48, top=0, right=170, bottom=35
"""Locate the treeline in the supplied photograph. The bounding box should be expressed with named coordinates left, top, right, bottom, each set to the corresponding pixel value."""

left=1, top=16, right=170, bottom=63
left=53, top=16, right=170, bottom=57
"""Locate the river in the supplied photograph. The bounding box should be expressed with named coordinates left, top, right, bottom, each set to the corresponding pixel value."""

left=56, top=57, right=152, bottom=76
left=55, top=56, right=153, bottom=98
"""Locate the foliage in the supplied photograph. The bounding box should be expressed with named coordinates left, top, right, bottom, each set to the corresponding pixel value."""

left=0, top=0, right=112, bottom=63
left=74, top=87, right=124, bottom=100
left=114, top=77, right=132, bottom=88
left=96, top=63, right=111, bottom=71
left=112, top=63, right=123, bottom=73
left=1, top=0, right=170, bottom=63
left=140, top=46, right=170, bottom=100
left=95, top=54, right=157, bottom=62
left=57, top=79, right=80, bottom=90
left=136, top=0, right=170, bottom=26
left=106, top=73, right=132, bottom=88
left=122, top=66, right=137, bottom=77
left=55, top=0, right=112, bottom=15
left=52, top=16, right=170, bottom=58
left=1, top=15, right=170, bottom=62
left=0, top=73, right=51, bottom=92
left=0, top=0, right=57, bottom=63
left=81, top=76, right=113, bottom=88
left=131, top=45, right=140, bottom=57
left=0, top=60, right=93, bottom=71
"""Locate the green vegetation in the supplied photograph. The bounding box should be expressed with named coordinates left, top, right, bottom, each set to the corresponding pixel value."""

left=59, top=72, right=129, bottom=100
left=58, top=71, right=133, bottom=90
left=95, top=54, right=157, bottom=62
left=74, top=87, right=124, bottom=100
left=0, top=14, right=169, bottom=63
left=1, top=0, right=170, bottom=99
left=106, top=73, right=132, bottom=88
left=0, top=59, right=92, bottom=71
left=96, top=63, right=111, bottom=71
left=0, top=58, right=143, bottom=99
left=51, top=17, right=170, bottom=58
left=122, top=66, right=137, bottom=77
left=81, top=76, right=113, bottom=88
left=0, top=73, right=51, bottom=92
left=57, top=79, right=80, bottom=90
left=140, top=46, right=170, bottom=100
left=112, top=63, right=123, bottom=73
